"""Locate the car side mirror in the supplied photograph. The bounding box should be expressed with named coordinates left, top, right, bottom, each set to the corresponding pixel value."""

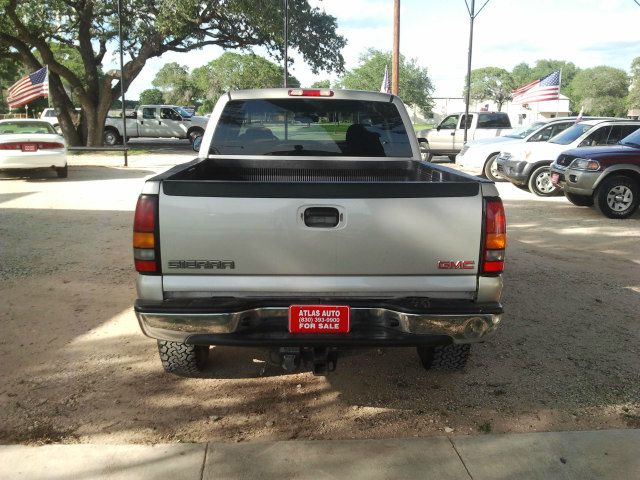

left=192, top=136, right=203, bottom=151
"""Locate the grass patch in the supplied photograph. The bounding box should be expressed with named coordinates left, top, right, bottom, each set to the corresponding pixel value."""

left=477, top=422, right=492, bottom=434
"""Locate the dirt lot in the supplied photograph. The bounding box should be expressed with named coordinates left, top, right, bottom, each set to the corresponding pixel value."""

left=0, top=154, right=639, bottom=445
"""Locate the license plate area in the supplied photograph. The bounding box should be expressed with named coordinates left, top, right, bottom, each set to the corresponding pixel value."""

left=21, top=143, right=38, bottom=152
left=288, top=305, right=350, bottom=333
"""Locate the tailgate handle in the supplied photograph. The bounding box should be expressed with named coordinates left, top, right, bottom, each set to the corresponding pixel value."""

left=304, top=207, right=340, bottom=228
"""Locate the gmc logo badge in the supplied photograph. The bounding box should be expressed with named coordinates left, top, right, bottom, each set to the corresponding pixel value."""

left=438, top=260, right=475, bottom=269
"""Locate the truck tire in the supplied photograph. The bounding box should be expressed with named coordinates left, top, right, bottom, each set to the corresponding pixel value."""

left=157, top=340, right=209, bottom=376
left=528, top=165, right=559, bottom=197
left=483, top=154, right=505, bottom=182
left=104, top=128, right=121, bottom=146
left=416, top=344, right=470, bottom=370
left=56, top=165, right=68, bottom=178
left=564, top=192, right=593, bottom=207
left=594, top=175, right=639, bottom=219
left=188, top=129, right=204, bottom=144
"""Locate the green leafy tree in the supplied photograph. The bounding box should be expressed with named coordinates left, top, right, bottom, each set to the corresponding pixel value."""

left=510, top=59, right=580, bottom=107
left=191, top=52, right=299, bottom=113
left=138, top=88, right=164, bottom=106
left=311, top=79, right=331, bottom=88
left=152, top=63, right=195, bottom=105
left=337, top=49, right=434, bottom=116
left=570, top=66, right=630, bottom=117
left=0, top=47, right=21, bottom=113
left=511, top=62, right=532, bottom=89
left=464, top=67, right=514, bottom=111
left=628, top=57, right=640, bottom=112
left=0, top=0, right=345, bottom=145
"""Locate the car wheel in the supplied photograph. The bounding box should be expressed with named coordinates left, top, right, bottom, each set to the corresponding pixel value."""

left=56, top=165, right=68, bottom=179
left=104, top=129, right=121, bottom=146
left=417, top=344, right=470, bottom=370
left=594, top=175, right=639, bottom=219
left=157, top=340, right=209, bottom=377
left=564, top=192, right=593, bottom=207
left=528, top=166, right=560, bottom=197
left=483, top=154, right=505, bottom=182
left=188, top=129, right=204, bottom=144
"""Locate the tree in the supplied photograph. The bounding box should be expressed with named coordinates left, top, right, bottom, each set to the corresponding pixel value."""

left=570, top=66, right=630, bottom=117
left=628, top=57, right=640, bottom=112
left=0, top=47, right=21, bottom=113
left=138, top=88, right=164, bottom=105
left=311, top=79, right=331, bottom=88
left=464, top=67, right=514, bottom=111
left=511, top=62, right=532, bottom=89
left=0, top=0, right=345, bottom=145
left=337, top=49, right=434, bottom=116
left=191, top=52, right=299, bottom=113
left=152, top=63, right=195, bottom=105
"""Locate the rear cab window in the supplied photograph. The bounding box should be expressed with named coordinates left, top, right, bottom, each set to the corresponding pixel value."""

left=477, top=113, right=511, bottom=129
left=210, top=99, right=412, bottom=157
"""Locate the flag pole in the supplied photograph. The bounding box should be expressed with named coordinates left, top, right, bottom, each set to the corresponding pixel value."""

left=556, top=68, right=562, bottom=117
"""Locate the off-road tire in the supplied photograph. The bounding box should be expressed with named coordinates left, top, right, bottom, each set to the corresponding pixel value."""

left=104, top=129, right=121, bottom=146
left=564, top=192, right=593, bottom=207
left=528, top=165, right=560, bottom=197
left=157, top=340, right=209, bottom=377
left=56, top=165, right=68, bottom=178
left=594, top=175, right=639, bottom=219
left=417, top=344, right=471, bottom=370
left=483, top=153, right=505, bottom=182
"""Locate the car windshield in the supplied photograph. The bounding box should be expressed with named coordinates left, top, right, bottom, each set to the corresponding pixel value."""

left=548, top=123, right=594, bottom=145
left=0, top=121, right=56, bottom=135
left=175, top=107, right=192, bottom=118
left=505, top=121, right=546, bottom=139
left=619, top=128, right=640, bottom=148
left=210, top=98, right=412, bottom=157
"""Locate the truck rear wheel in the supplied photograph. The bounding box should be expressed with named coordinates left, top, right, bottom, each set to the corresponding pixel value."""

left=104, top=129, right=121, bottom=146
left=157, top=340, right=209, bottom=376
left=417, top=344, right=470, bottom=370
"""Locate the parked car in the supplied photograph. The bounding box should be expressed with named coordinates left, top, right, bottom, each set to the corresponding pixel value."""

left=104, top=104, right=209, bottom=146
left=549, top=127, right=640, bottom=218
left=40, top=107, right=81, bottom=133
left=456, top=117, right=599, bottom=182
left=133, top=88, right=506, bottom=377
left=0, top=119, right=67, bottom=178
left=496, top=119, right=640, bottom=196
left=417, top=111, right=512, bottom=162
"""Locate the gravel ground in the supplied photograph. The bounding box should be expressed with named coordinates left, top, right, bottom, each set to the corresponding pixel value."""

left=0, top=156, right=639, bottom=445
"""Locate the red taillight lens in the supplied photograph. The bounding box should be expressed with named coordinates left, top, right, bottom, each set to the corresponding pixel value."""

left=133, top=195, right=160, bottom=274
left=0, top=142, right=23, bottom=150
left=38, top=142, right=65, bottom=149
left=288, top=89, right=334, bottom=97
left=482, top=198, right=506, bottom=274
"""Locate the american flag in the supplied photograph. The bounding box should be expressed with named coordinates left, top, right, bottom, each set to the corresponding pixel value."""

left=512, top=71, right=560, bottom=104
left=380, top=65, right=391, bottom=94
left=7, top=66, right=49, bottom=108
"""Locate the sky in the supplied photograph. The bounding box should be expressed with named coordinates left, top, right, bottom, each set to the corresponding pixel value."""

left=120, top=0, right=640, bottom=100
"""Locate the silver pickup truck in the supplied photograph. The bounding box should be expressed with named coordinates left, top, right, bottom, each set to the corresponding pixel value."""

left=133, top=88, right=506, bottom=376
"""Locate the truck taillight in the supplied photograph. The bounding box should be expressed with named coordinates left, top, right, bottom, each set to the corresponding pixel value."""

left=288, top=89, right=334, bottom=97
left=133, top=194, right=160, bottom=274
left=482, top=198, right=506, bottom=274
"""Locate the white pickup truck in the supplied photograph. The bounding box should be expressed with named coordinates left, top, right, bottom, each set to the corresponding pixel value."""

left=104, top=105, right=209, bottom=146
left=132, top=88, right=506, bottom=376
left=417, top=112, right=512, bottom=161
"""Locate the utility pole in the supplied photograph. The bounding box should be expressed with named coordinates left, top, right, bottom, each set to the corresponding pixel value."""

left=391, top=0, right=400, bottom=95
left=283, top=0, right=289, bottom=88
left=463, top=0, right=491, bottom=143
left=117, top=0, right=128, bottom=167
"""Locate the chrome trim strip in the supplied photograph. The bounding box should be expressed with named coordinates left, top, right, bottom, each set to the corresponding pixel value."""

left=136, top=307, right=501, bottom=344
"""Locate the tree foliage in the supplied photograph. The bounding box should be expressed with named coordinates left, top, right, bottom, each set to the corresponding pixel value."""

left=152, top=63, right=195, bottom=105
left=191, top=52, right=299, bottom=113
left=628, top=56, right=640, bottom=111
left=465, top=67, right=514, bottom=111
left=311, top=79, right=331, bottom=88
left=570, top=66, right=630, bottom=117
left=138, top=88, right=164, bottom=105
left=0, top=0, right=345, bottom=145
left=337, top=49, right=434, bottom=116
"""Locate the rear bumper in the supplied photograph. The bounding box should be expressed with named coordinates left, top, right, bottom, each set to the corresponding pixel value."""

left=0, top=151, right=66, bottom=169
left=135, top=298, right=503, bottom=346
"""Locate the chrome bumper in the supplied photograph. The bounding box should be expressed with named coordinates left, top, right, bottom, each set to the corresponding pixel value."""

left=136, top=306, right=502, bottom=345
